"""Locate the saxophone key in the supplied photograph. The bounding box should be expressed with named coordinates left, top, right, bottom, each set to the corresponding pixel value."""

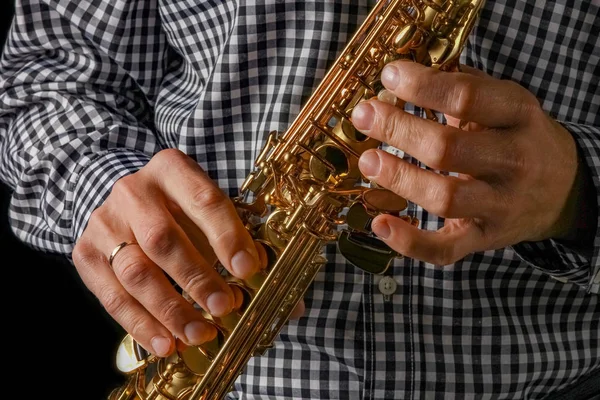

left=115, top=334, right=149, bottom=374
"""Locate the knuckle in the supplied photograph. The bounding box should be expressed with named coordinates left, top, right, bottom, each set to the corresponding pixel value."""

left=453, top=79, right=476, bottom=118
left=188, top=186, right=226, bottom=215
left=431, top=179, right=459, bottom=217
left=142, top=221, right=177, bottom=256
left=111, top=174, right=137, bottom=198
left=117, top=256, right=153, bottom=289
left=508, top=81, right=541, bottom=120
left=156, top=298, right=186, bottom=325
left=152, top=148, right=187, bottom=167
left=110, top=175, right=148, bottom=207
left=381, top=110, right=404, bottom=144
left=402, top=71, right=422, bottom=100
left=128, top=314, right=154, bottom=341
left=387, top=161, right=409, bottom=194
left=180, top=268, right=215, bottom=302
left=71, top=240, right=97, bottom=268
left=85, top=206, right=116, bottom=237
left=427, top=130, right=455, bottom=171
left=87, top=204, right=108, bottom=225
left=100, top=287, right=128, bottom=317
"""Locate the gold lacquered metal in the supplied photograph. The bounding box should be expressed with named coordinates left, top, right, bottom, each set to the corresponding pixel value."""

left=108, top=0, right=484, bottom=398
left=108, top=241, right=137, bottom=268
left=115, top=335, right=148, bottom=374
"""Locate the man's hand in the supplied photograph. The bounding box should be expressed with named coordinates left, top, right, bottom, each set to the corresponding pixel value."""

left=72, top=149, right=303, bottom=358
left=351, top=61, right=591, bottom=266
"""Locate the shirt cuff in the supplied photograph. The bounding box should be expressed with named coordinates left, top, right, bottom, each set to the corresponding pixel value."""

left=511, top=121, right=600, bottom=295
left=71, top=149, right=151, bottom=244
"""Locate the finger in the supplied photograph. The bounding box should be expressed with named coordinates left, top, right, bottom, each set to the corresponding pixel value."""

left=173, top=207, right=270, bottom=271
left=168, top=200, right=218, bottom=265
left=125, top=199, right=237, bottom=318
left=148, top=149, right=260, bottom=278
left=352, top=100, right=506, bottom=177
left=370, top=215, right=486, bottom=266
left=447, top=66, right=492, bottom=131
left=255, top=241, right=269, bottom=269
left=107, top=242, right=218, bottom=346
left=359, top=149, right=497, bottom=219
left=231, top=285, right=245, bottom=310
left=107, top=174, right=236, bottom=317
left=380, top=61, right=539, bottom=127
left=289, top=300, right=306, bottom=320
left=72, top=239, right=175, bottom=357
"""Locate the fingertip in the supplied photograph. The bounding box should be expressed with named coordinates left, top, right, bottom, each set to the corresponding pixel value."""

left=371, top=216, right=391, bottom=239
left=206, top=291, right=234, bottom=317
left=351, top=101, right=375, bottom=131
left=151, top=335, right=174, bottom=357
left=230, top=248, right=259, bottom=278
left=184, top=320, right=217, bottom=346
left=289, top=300, right=305, bottom=320
left=358, top=149, right=382, bottom=178
left=372, top=214, right=420, bottom=255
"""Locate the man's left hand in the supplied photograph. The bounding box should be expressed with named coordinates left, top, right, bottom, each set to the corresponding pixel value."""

left=351, top=61, right=587, bottom=266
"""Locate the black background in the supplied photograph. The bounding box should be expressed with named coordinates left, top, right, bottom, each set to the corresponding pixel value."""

left=1, top=3, right=126, bottom=399
left=3, top=2, right=599, bottom=400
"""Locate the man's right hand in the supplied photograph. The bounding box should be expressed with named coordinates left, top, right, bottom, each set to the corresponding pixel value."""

left=72, top=149, right=264, bottom=357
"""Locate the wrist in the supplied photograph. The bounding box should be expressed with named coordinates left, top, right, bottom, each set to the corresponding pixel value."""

left=550, top=145, right=598, bottom=248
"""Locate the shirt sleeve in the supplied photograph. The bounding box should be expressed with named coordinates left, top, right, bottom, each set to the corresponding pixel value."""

left=512, top=121, right=600, bottom=295
left=0, top=0, right=168, bottom=255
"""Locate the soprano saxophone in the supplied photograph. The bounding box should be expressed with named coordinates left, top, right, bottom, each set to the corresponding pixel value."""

left=109, top=0, right=484, bottom=398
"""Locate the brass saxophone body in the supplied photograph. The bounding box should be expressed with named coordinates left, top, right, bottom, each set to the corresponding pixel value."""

left=109, top=0, right=484, bottom=398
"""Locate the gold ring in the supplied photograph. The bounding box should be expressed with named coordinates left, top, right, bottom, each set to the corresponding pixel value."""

left=108, top=241, right=137, bottom=268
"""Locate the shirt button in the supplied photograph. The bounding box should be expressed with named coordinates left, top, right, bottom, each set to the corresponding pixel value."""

left=378, top=276, right=397, bottom=297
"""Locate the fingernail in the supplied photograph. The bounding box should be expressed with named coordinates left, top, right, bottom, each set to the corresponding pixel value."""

left=372, top=220, right=391, bottom=239
left=151, top=335, right=172, bottom=357
left=184, top=321, right=213, bottom=345
left=231, top=249, right=257, bottom=277
left=358, top=150, right=381, bottom=177
left=381, top=65, right=399, bottom=89
left=206, top=291, right=232, bottom=316
left=351, top=102, right=375, bottom=131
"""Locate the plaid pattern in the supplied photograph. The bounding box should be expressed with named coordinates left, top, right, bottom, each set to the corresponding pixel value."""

left=1, top=0, right=598, bottom=399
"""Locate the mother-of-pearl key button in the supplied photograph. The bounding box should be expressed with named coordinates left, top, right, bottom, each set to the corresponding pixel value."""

left=378, top=276, right=397, bottom=301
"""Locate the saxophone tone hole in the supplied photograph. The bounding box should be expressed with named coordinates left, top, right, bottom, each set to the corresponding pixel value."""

left=180, top=327, right=225, bottom=376
left=341, top=116, right=368, bottom=141
left=309, top=145, right=350, bottom=182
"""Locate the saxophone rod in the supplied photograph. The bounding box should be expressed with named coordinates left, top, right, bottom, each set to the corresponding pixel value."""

left=190, top=228, right=326, bottom=399
left=271, top=0, right=401, bottom=162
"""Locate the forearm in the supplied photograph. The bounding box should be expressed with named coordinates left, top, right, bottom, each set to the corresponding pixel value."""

left=0, top=0, right=167, bottom=254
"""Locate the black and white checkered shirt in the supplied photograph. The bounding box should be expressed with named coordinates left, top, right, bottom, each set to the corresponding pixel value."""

left=1, top=0, right=598, bottom=398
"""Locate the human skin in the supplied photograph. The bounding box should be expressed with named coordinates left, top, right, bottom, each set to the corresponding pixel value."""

left=72, top=61, right=595, bottom=359
left=352, top=61, right=596, bottom=266
left=72, top=151, right=303, bottom=357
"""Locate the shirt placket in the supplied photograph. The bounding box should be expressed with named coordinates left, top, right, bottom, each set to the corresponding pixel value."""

left=362, top=147, right=417, bottom=400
